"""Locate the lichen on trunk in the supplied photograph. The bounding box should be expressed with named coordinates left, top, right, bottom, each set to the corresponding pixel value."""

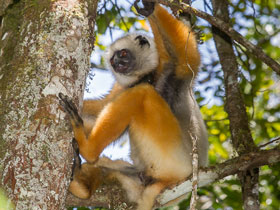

left=0, top=0, right=97, bottom=209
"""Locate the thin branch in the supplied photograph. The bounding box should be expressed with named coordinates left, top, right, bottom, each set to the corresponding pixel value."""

left=185, top=19, right=199, bottom=210
left=90, top=63, right=108, bottom=71
left=258, top=29, right=280, bottom=45
left=114, top=0, right=130, bottom=32
left=259, top=136, right=280, bottom=148
left=190, top=135, right=198, bottom=210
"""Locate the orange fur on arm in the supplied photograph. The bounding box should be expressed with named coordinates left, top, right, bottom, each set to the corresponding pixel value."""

left=77, top=85, right=145, bottom=162
left=82, top=83, right=123, bottom=117
left=148, top=4, right=200, bottom=77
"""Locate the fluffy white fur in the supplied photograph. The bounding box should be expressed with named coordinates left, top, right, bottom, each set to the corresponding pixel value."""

left=105, top=34, right=159, bottom=87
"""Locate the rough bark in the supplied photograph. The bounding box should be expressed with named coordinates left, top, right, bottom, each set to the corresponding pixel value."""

left=211, top=0, right=260, bottom=209
left=0, top=0, right=97, bottom=209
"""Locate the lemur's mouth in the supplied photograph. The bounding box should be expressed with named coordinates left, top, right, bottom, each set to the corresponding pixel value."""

left=110, top=49, right=136, bottom=74
left=113, top=61, right=130, bottom=73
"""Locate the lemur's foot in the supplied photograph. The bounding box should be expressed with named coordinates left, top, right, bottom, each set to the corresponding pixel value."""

left=134, top=0, right=155, bottom=17
left=71, top=138, right=81, bottom=180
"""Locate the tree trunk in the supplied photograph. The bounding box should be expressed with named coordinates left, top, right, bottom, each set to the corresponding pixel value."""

left=211, top=0, right=260, bottom=209
left=0, top=0, right=97, bottom=209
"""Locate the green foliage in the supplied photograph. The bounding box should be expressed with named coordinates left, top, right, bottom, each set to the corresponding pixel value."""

left=192, top=0, right=280, bottom=209
left=201, top=105, right=230, bottom=163
left=0, top=189, right=14, bottom=210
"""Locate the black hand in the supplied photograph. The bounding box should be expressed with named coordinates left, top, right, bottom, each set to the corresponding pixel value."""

left=58, top=93, right=83, bottom=126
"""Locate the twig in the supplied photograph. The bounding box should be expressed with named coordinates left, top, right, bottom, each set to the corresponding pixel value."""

left=90, top=63, right=108, bottom=71
left=259, top=136, right=280, bottom=148
left=114, top=0, right=130, bottom=32
left=184, top=22, right=199, bottom=210
left=190, top=135, right=198, bottom=210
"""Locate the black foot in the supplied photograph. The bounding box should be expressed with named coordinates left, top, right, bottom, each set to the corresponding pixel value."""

left=134, top=0, right=155, bottom=17
left=71, top=138, right=81, bottom=180
left=59, top=93, right=83, bottom=126
left=139, top=171, right=155, bottom=186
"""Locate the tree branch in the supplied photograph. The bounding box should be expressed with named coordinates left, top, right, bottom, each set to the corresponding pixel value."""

left=65, top=180, right=135, bottom=209
left=150, top=0, right=280, bottom=76
left=210, top=1, right=259, bottom=209
left=64, top=148, right=280, bottom=208
left=259, top=136, right=280, bottom=148
left=157, top=148, right=280, bottom=206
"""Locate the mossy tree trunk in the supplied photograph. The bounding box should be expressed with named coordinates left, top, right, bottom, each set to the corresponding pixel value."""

left=211, top=0, right=260, bottom=209
left=0, top=0, right=97, bottom=209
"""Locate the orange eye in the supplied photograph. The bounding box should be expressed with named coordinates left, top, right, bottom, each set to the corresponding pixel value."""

left=110, top=57, right=114, bottom=65
left=120, top=49, right=127, bottom=57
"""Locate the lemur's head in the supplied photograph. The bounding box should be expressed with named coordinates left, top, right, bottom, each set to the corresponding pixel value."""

left=105, top=34, right=159, bottom=87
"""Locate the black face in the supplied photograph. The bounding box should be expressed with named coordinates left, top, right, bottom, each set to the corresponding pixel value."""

left=110, top=49, right=136, bottom=74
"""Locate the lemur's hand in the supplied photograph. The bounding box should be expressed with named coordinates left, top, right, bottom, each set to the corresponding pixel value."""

left=59, top=93, right=83, bottom=126
left=134, top=0, right=155, bottom=17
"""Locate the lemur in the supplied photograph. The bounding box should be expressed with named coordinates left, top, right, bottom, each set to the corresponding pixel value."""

left=59, top=1, right=208, bottom=209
